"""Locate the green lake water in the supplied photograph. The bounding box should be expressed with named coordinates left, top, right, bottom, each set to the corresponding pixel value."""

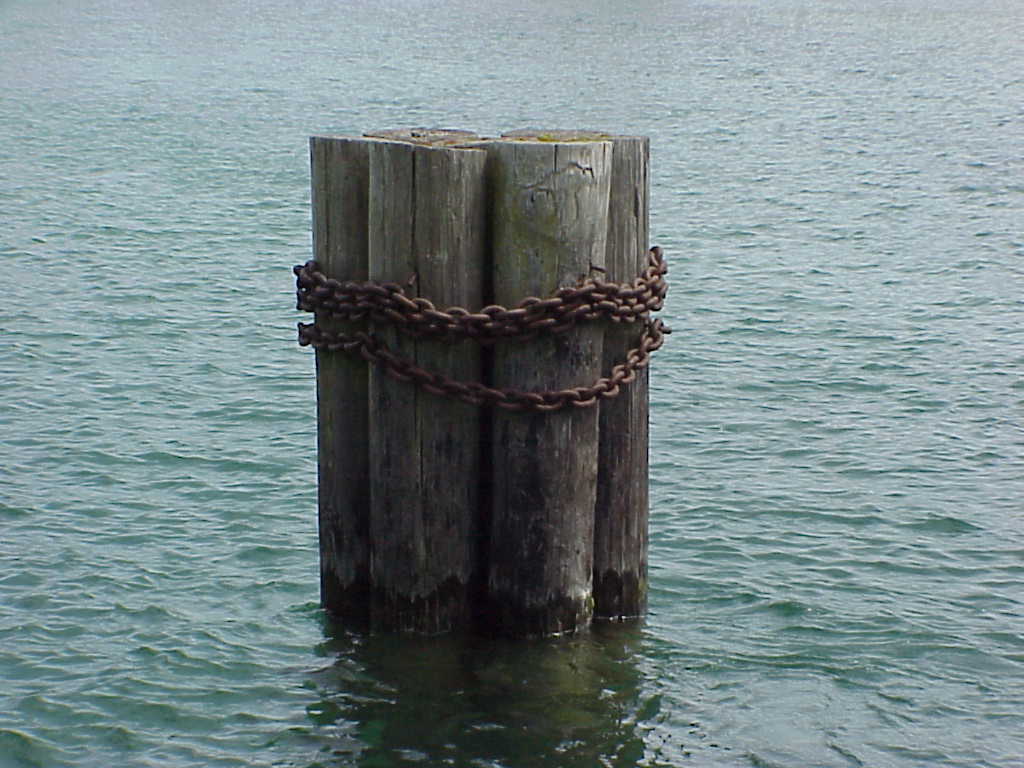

left=2, top=0, right=1023, bottom=765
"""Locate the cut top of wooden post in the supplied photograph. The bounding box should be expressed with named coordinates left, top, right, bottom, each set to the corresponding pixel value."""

left=502, top=129, right=613, bottom=142
left=363, top=128, right=480, bottom=146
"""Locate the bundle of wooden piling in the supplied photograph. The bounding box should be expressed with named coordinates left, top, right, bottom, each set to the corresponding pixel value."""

left=304, top=128, right=657, bottom=637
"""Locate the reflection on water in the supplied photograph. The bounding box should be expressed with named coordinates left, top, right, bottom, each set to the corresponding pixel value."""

left=305, top=621, right=650, bottom=767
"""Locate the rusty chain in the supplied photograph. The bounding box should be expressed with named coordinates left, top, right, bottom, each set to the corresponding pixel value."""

left=294, top=247, right=669, bottom=412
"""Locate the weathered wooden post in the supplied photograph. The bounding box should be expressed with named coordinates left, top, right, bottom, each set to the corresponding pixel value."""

left=297, top=128, right=664, bottom=637
left=364, top=130, right=487, bottom=633
left=484, top=135, right=613, bottom=636
left=309, top=136, right=371, bottom=628
left=595, top=135, right=650, bottom=619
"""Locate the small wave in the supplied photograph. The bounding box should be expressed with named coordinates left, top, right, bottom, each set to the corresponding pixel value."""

left=899, top=516, right=983, bottom=534
left=0, top=728, right=69, bottom=767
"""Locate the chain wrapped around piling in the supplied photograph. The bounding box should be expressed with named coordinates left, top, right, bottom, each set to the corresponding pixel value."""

left=294, top=247, right=669, bottom=412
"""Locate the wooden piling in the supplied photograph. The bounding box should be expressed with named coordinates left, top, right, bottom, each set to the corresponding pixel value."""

left=485, top=136, right=613, bottom=636
left=366, top=132, right=487, bottom=633
left=594, top=136, right=650, bottom=619
left=310, top=136, right=372, bottom=628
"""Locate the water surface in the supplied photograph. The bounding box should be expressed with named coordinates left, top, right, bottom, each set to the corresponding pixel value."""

left=2, top=0, right=1023, bottom=766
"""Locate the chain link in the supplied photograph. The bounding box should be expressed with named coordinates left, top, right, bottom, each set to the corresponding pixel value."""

left=294, top=247, right=669, bottom=412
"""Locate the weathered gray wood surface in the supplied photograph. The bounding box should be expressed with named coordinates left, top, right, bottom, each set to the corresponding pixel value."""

left=366, top=136, right=487, bottom=633
left=594, top=135, right=650, bottom=619
left=485, top=136, right=613, bottom=636
left=309, top=135, right=371, bottom=627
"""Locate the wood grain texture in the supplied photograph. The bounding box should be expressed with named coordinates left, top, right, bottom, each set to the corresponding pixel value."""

left=366, top=137, right=487, bottom=633
left=594, top=136, right=650, bottom=620
left=484, top=137, right=613, bottom=636
left=309, top=135, right=371, bottom=627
